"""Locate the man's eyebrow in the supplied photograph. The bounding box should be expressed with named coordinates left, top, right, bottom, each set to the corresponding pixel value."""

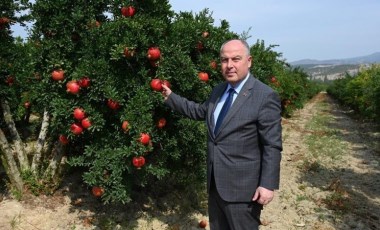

left=220, top=55, right=243, bottom=59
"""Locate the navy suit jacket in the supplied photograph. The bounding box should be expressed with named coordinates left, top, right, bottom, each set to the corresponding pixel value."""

left=165, top=74, right=282, bottom=202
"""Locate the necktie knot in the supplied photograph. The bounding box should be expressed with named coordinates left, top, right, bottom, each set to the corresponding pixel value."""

left=214, top=88, right=235, bottom=134
left=227, top=88, right=235, bottom=95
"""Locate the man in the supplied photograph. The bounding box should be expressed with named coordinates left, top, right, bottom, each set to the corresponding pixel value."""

left=162, top=39, right=282, bottom=229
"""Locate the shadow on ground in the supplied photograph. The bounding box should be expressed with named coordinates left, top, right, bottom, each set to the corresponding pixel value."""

left=59, top=169, right=208, bottom=229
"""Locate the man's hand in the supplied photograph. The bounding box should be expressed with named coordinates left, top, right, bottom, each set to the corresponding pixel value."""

left=162, top=84, right=172, bottom=100
left=252, top=186, right=274, bottom=205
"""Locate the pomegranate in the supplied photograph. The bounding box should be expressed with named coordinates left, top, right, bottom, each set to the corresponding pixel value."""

left=270, top=76, right=277, bottom=83
left=70, top=123, right=83, bottom=135
left=147, top=47, right=161, bottom=61
left=0, top=17, right=10, bottom=25
left=132, top=156, right=146, bottom=169
left=199, top=220, right=208, bottom=228
left=92, top=186, right=105, bottom=197
left=124, top=47, right=136, bottom=58
left=59, top=135, right=69, bottom=145
left=73, top=108, right=86, bottom=120
left=198, top=72, right=209, bottom=82
left=24, top=101, right=31, bottom=109
left=78, top=77, right=91, bottom=88
left=210, top=60, right=217, bottom=70
left=107, top=99, right=120, bottom=110
left=122, top=120, right=130, bottom=132
left=121, top=6, right=136, bottom=17
left=162, top=79, right=171, bottom=89
left=196, top=41, right=204, bottom=51
left=139, top=133, right=150, bottom=145
left=66, top=80, right=80, bottom=94
left=51, top=70, right=64, bottom=81
left=202, top=31, right=209, bottom=38
left=157, top=118, right=167, bottom=129
left=81, top=118, right=92, bottom=129
left=5, top=76, right=14, bottom=86
left=150, top=79, right=163, bottom=91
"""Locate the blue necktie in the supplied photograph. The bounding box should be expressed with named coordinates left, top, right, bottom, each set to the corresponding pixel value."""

left=214, top=88, right=235, bottom=134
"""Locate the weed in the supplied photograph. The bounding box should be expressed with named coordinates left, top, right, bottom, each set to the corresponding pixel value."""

left=21, top=170, right=44, bottom=195
left=11, top=188, right=23, bottom=201
left=322, top=191, right=351, bottom=212
left=279, top=191, right=292, bottom=202
left=298, top=159, right=321, bottom=172
left=282, top=132, right=289, bottom=142
left=296, top=194, right=308, bottom=202
left=20, top=170, right=59, bottom=196
left=298, top=184, right=307, bottom=191
left=10, top=212, right=22, bottom=229
left=97, top=217, right=118, bottom=230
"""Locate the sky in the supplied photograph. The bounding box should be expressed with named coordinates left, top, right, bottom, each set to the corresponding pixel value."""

left=169, top=0, right=380, bottom=62
left=11, top=0, right=380, bottom=62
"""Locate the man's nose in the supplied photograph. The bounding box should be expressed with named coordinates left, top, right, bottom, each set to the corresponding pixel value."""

left=227, top=59, right=233, bottom=68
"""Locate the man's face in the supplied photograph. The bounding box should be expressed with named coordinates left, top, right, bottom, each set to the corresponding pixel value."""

left=220, top=40, right=252, bottom=86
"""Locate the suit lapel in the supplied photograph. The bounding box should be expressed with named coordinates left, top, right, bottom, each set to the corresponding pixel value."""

left=208, top=82, right=228, bottom=137
left=215, top=75, right=256, bottom=136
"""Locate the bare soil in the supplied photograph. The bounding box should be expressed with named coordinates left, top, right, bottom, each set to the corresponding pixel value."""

left=0, top=92, right=379, bottom=230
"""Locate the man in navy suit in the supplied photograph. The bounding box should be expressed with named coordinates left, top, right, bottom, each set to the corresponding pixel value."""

left=162, top=39, right=282, bottom=230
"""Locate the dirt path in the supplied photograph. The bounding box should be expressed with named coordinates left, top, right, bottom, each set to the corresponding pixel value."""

left=0, top=92, right=379, bottom=230
left=261, top=92, right=380, bottom=230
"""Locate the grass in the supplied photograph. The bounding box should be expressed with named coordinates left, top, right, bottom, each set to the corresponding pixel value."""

left=299, top=100, right=352, bottom=214
left=304, top=102, right=345, bottom=161
left=298, top=159, right=321, bottom=173
left=296, top=194, right=308, bottom=202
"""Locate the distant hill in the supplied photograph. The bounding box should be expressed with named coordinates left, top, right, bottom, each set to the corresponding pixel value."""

left=296, top=64, right=362, bottom=81
left=290, top=52, right=380, bottom=81
left=290, top=52, right=380, bottom=65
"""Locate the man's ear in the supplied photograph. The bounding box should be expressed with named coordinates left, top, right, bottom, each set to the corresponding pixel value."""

left=248, top=55, right=253, bottom=68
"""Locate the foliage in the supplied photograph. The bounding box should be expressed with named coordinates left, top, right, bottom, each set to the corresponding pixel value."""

left=327, top=64, right=380, bottom=120
left=1, top=0, right=33, bottom=111
left=250, top=40, right=288, bottom=81
left=250, top=40, right=323, bottom=117
left=20, top=0, right=239, bottom=203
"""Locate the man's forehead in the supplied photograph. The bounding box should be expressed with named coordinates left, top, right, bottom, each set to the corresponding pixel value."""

left=221, top=46, right=246, bottom=54
left=220, top=54, right=243, bottom=58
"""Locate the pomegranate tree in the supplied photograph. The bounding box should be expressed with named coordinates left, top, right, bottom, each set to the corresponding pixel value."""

left=1, top=0, right=317, bottom=207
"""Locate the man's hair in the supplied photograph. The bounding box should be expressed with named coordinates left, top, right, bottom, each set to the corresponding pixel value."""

left=220, top=39, right=250, bottom=56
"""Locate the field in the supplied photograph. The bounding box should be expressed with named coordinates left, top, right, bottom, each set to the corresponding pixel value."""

left=1, top=92, right=379, bottom=229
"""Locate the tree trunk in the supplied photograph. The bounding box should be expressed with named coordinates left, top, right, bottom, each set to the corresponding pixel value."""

left=0, top=99, right=29, bottom=171
left=31, top=109, right=50, bottom=174
left=0, top=129, right=24, bottom=191
left=43, top=142, right=65, bottom=180
left=0, top=99, right=66, bottom=193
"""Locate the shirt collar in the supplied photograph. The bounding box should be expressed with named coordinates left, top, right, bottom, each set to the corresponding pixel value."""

left=226, top=73, right=250, bottom=94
